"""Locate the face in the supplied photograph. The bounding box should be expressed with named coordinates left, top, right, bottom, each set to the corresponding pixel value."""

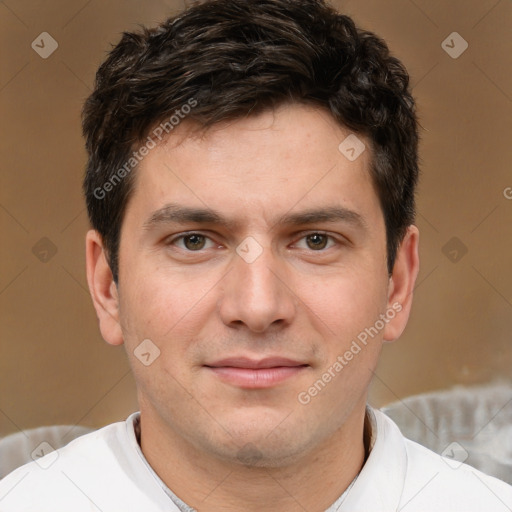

left=87, top=103, right=418, bottom=467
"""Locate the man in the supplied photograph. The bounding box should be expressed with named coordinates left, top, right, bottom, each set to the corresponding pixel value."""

left=1, top=0, right=511, bottom=510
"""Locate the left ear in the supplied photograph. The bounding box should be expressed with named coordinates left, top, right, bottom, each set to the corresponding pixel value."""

left=382, top=225, right=420, bottom=343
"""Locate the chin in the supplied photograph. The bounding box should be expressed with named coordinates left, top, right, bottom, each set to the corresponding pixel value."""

left=216, top=438, right=310, bottom=469
left=205, top=414, right=321, bottom=469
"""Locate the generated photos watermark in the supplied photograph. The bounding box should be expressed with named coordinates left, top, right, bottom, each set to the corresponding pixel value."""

left=298, top=301, right=402, bottom=405
left=93, top=97, right=198, bottom=200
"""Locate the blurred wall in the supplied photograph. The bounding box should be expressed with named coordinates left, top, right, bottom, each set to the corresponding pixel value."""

left=0, top=0, right=511, bottom=436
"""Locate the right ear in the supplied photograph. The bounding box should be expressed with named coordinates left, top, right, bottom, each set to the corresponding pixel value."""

left=85, top=230, right=124, bottom=346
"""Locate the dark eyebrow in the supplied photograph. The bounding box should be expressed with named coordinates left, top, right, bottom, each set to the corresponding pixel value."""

left=143, top=203, right=236, bottom=230
left=143, top=203, right=367, bottom=231
left=276, top=206, right=367, bottom=231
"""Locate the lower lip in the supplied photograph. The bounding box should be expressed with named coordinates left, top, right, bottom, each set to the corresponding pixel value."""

left=207, top=366, right=307, bottom=388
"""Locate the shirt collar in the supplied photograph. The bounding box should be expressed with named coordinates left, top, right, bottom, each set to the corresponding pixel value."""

left=127, top=406, right=405, bottom=512
left=337, top=407, right=407, bottom=511
left=127, top=412, right=195, bottom=511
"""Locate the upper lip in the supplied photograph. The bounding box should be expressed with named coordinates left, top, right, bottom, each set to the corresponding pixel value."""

left=205, top=357, right=308, bottom=369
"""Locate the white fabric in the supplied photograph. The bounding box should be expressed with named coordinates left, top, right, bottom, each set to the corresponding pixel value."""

left=0, top=425, right=94, bottom=479
left=0, top=408, right=511, bottom=511
left=381, top=382, right=512, bottom=485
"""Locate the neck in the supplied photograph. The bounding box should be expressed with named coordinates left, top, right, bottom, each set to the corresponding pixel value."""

left=139, top=402, right=371, bottom=512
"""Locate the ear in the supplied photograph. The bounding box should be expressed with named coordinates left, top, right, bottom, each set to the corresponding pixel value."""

left=85, top=229, right=124, bottom=346
left=382, top=225, right=420, bottom=343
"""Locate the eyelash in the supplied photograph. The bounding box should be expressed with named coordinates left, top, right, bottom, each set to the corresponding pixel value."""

left=166, top=231, right=341, bottom=252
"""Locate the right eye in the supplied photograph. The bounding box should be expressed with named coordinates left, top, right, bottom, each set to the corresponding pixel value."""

left=167, top=233, right=217, bottom=251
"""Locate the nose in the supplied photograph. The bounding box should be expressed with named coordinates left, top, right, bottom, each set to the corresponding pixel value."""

left=218, top=245, right=296, bottom=333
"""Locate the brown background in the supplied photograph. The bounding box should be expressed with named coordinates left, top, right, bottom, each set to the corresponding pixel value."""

left=0, top=0, right=511, bottom=436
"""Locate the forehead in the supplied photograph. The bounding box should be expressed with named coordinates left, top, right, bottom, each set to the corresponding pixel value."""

left=125, top=103, right=382, bottom=231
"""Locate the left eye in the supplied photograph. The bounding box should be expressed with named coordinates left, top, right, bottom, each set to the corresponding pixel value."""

left=295, top=233, right=336, bottom=251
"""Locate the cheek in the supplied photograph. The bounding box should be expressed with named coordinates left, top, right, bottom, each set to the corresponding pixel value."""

left=119, top=262, right=222, bottom=356
left=295, top=269, right=388, bottom=340
left=117, top=234, right=235, bottom=382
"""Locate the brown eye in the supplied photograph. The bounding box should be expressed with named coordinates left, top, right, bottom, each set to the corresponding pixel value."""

left=305, top=233, right=329, bottom=250
left=183, top=234, right=206, bottom=250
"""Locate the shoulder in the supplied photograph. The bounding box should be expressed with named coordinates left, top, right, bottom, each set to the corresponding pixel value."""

left=0, top=414, right=172, bottom=512
left=0, top=421, right=124, bottom=511
left=381, top=410, right=512, bottom=511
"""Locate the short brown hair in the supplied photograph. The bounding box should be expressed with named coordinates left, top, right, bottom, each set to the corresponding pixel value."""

left=82, top=0, right=419, bottom=282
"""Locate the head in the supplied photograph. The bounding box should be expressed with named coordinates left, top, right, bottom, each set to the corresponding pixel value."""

left=83, top=0, right=419, bottom=467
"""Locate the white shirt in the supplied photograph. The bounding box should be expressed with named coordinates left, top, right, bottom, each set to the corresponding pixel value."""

left=0, top=408, right=511, bottom=511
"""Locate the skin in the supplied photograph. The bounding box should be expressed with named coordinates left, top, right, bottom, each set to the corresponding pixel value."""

left=86, top=103, right=419, bottom=512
